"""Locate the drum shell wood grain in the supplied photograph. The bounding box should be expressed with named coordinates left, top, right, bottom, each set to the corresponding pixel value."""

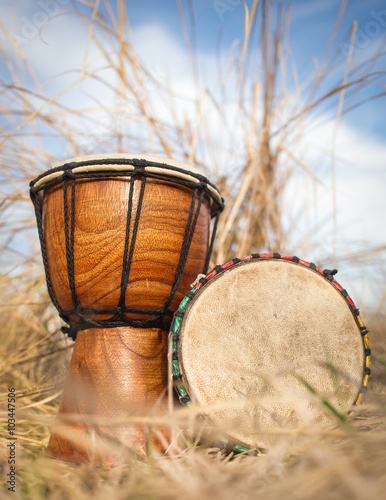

left=42, top=176, right=211, bottom=322
left=47, top=327, right=169, bottom=466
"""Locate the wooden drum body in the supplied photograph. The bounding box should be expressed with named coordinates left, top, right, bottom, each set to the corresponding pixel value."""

left=171, top=254, right=371, bottom=453
left=30, top=154, right=223, bottom=465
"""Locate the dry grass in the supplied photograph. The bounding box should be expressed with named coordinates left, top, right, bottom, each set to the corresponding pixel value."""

left=0, top=317, right=385, bottom=500
left=1, top=1, right=386, bottom=498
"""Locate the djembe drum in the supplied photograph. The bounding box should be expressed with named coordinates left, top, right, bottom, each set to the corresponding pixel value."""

left=170, top=253, right=371, bottom=453
left=30, top=154, right=223, bottom=466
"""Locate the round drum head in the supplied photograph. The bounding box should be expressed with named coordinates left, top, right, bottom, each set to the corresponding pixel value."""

left=171, top=254, right=370, bottom=451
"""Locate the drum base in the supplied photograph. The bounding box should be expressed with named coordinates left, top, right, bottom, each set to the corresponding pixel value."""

left=47, top=327, right=169, bottom=467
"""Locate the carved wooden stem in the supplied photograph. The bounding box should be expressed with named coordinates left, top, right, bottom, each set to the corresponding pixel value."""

left=47, top=326, right=169, bottom=466
left=33, top=161, right=217, bottom=466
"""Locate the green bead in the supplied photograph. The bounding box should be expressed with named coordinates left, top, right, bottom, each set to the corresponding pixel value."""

left=172, top=316, right=181, bottom=334
left=179, top=296, right=190, bottom=311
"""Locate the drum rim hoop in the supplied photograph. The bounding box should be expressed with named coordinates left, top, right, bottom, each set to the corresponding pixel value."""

left=170, top=253, right=371, bottom=453
left=29, top=154, right=223, bottom=214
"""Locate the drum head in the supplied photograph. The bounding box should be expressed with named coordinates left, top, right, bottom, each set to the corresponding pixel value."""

left=32, top=154, right=222, bottom=215
left=172, top=255, right=370, bottom=450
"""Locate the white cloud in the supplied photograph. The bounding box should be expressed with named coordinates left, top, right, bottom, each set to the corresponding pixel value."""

left=282, top=114, right=386, bottom=262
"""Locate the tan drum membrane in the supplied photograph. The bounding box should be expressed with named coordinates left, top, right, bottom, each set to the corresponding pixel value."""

left=174, top=257, right=368, bottom=450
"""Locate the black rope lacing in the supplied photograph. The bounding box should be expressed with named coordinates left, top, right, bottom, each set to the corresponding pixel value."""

left=30, top=159, right=224, bottom=340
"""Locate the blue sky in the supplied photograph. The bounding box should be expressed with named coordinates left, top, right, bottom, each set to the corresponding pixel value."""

left=2, top=1, right=385, bottom=137
left=111, top=0, right=386, bottom=147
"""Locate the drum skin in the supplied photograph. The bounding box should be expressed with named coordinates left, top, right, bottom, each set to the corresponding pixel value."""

left=42, top=176, right=211, bottom=323
left=171, top=255, right=370, bottom=452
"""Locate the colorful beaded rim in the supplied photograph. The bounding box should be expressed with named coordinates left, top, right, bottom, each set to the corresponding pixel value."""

left=170, top=253, right=371, bottom=454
